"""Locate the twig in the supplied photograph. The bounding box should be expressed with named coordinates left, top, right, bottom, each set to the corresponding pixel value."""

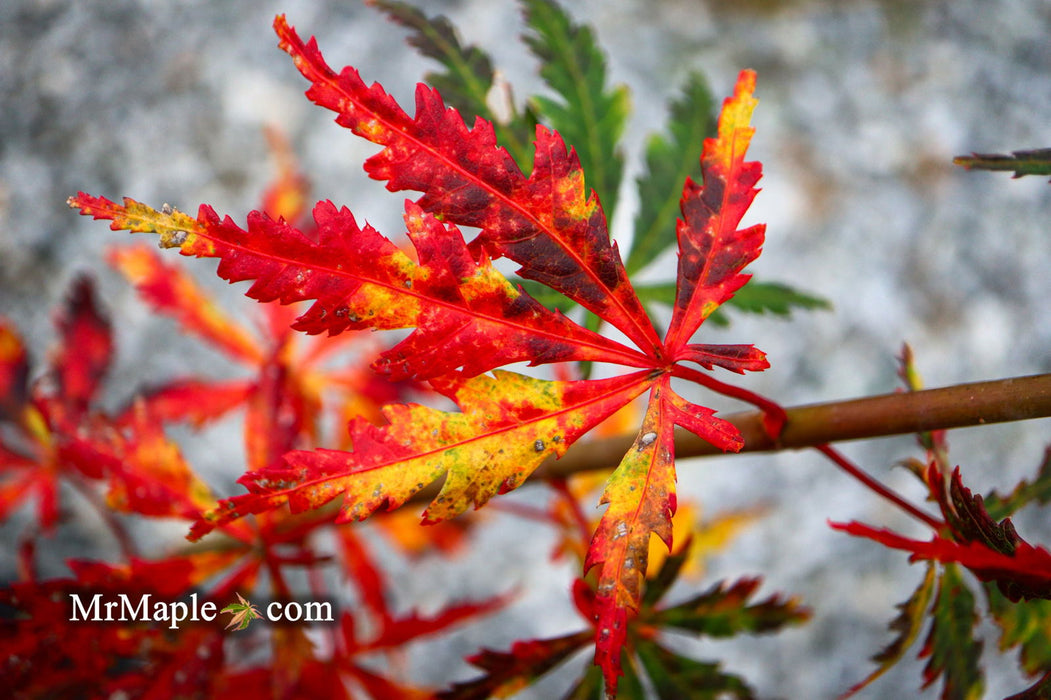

left=814, top=443, right=943, bottom=529
left=536, top=373, right=1051, bottom=479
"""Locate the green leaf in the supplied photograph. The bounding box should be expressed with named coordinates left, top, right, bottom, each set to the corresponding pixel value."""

left=612, top=656, right=648, bottom=700
left=635, top=639, right=754, bottom=700
left=632, top=281, right=677, bottom=309
left=920, top=564, right=984, bottom=699
left=653, top=577, right=811, bottom=637
left=220, top=592, right=262, bottom=631
left=985, top=447, right=1051, bottom=521
left=369, top=0, right=492, bottom=114
left=627, top=72, right=715, bottom=276
left=370, top=0, right=535, bottom=166
left=515, top=278, right=577, bottom=313
left=954, top=148, right=1051, bottom=180
left=556, top=636, right=649, bottom=700
left=986, top=583, right=1051, bottom=676
left=437, top=630, right=593, bottom=699
left=724, top=280, right=832, bottom=317
left=633, top=279, right=830, bottom=329
left=844, top=563, right=937, bottom=696
left=522, top=0, right=630, bottom=220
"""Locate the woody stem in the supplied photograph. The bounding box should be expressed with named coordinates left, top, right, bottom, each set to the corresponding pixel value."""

left=537, top=373, right=1051, bottom=479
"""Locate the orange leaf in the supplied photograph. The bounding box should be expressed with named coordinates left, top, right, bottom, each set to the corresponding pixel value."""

left=665, top=70, right=765, bottom=355
left=109, top=244, right=263, bottom=365
left=584, top=377, right=741, bottom=694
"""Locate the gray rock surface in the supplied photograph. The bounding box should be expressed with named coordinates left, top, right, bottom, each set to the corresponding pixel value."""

left=2, top=0, right=1050, bottom=697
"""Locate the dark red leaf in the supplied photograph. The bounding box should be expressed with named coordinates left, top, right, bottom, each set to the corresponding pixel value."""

left=51, top=276, right=113, bottom=414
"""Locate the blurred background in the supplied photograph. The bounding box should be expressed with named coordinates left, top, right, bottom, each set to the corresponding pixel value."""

left=2, top=0, right=1050, bottom=696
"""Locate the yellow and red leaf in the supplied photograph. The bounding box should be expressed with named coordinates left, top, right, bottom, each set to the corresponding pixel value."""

left=584, top=383, right=676, bottom=691
left=583, top=376, right=742, bottom=693
left=67, top=21, right=782, bottom=697
left=665, top=70, right=765, bottom=356
left=102, top=405, right=217, bottom=520
left=190, top=369, right=655, bottom=540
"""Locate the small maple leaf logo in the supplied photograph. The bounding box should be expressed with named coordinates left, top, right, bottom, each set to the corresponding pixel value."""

left=220, top=593, right=261, bottom=631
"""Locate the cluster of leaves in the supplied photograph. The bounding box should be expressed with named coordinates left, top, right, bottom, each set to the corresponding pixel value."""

left=7, top=0, right=1049, bottom=697
left=0, top=253, right=805, bottom=696
left=832, top=347, right=1051, bottom=699
left=65, top=0, right=836, bottom=694
left=4, top=1, right=828, bottom=697
left=0, top=266, right=805, bottom=698
left=0, top=217, right=504, bottom=697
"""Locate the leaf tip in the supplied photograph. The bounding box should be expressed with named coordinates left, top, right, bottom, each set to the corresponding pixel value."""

left=272, top=13, right=290, bottom=36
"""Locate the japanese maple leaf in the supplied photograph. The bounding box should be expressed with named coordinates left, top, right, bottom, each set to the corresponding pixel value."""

left=70, top=16, right=778, bottom=695
left=108, top=243, right=348, bottom=471
left=221, top=592, right=263, bottom=631
left=0, top=277, right=213, bottom=529
left=104, top=129, right=404, bottom=472
left=832, top=457, right=1051, bottom=697
left=830, top=350, right=1051, bottom=699
left=0, top=278, right=109, bottom=528
left=835, top=465, right=1051, bottom=603
left=441, top=550, right=808, bottom=698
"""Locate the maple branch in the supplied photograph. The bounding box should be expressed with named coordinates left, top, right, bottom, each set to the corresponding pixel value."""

left=536, top=373, right=1051, bottom=479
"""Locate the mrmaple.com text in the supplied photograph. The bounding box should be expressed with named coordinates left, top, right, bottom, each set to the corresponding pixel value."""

left=68, top=593, right=333, bottom=629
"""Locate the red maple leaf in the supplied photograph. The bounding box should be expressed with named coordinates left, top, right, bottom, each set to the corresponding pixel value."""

left=834, top=465, right=1051, bottom=603
left=70, top=16, right=780, bottom=696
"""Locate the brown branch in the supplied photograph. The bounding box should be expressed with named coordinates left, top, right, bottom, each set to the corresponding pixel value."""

left=535, top=373, right=1051, bottom=479
left=186, top=373, right=1051, bottom=549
